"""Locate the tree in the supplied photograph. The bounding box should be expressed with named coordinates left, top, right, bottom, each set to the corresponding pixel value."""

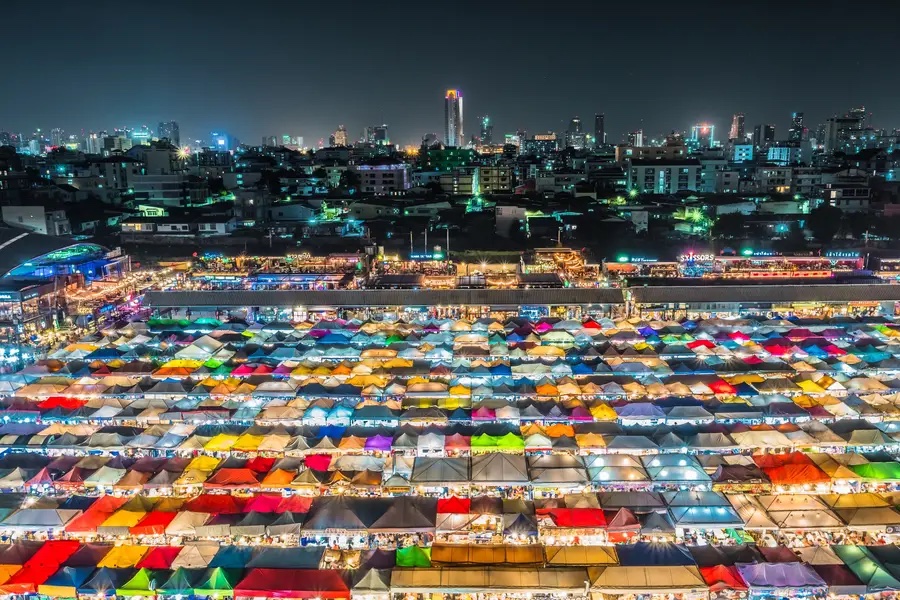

left=311, top=167, right=328, bottom=179
left=508, top=220, right=526, bottom=243
left=842, top=212, right=873, bottom=240
left=711, top=213, right=747, bottom=238
left=339, top=169, right=360, bottom=191
left=806, top=204, right=843, bottom=244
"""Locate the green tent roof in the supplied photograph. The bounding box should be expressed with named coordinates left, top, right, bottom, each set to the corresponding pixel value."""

left=158, top=568, right=203, bottom=596
left=833, top=545, right=900, bottom=592
left=396, top=545, right=431, bottom=568
left=850, top=462, right=900, bottom=481
left=496, top=432, right=525, bottom=449
left=193, top=567, right=240, bottom=597
left=116, top=568, right=168, bottom=597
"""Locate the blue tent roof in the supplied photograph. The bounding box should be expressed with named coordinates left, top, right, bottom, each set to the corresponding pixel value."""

left=616, top=542, right=696, bottom=566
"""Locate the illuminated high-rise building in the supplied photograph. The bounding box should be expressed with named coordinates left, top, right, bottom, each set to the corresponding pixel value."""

left=690, top=124, right=716, bottom=148
left=566, top=116, right=586, bottom=148
left=594, top=113, right=605, bottom=146
left=752, top=124, right=776, bottom=150
left=157, top=121, right=180, bottom=146
left=788, top=112, right=804, bottom=143
left=444, top=89, right=464, bottom=147
left=627, top=130, right=644, bottom=147
left=480, top=116, right=493, bottom=145
left=729, top=113, right=745, bottom=141
left=50, top=128, right=64, bottom=147
left=333, top=125, right=348, bottom=146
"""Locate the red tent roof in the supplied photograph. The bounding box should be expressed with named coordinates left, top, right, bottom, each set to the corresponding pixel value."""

left=275, top=496, right=314, bottom=514
left=700, top=565, right=748, bottom=591
left=304, top=454, right=332, bottom=471
left=65, top=496, right=130, bottom=533
left=136, top=546, right=183, bottom=569
left=236, top=569, right=350, bottom=599
left=763, top=464, right=831, bottom=486
left=184, top=493, right=246, bottom=514
left=37, top=397, right=86, bottom=410
left=752, top=452, right=812, bottom=469
left=687, top=340, right=715, bottom=350
left=245, top=457, right=277, bottom=473
left=0, top=540, right=79, bottom=594
left=548, top=508, right=607, bottom=528
left=130, top=511, right=178, bottom=536
left=708, top=380, right=737, bottom=394
left=436, top=496, right=471, bottom=514
left=243, top=494, right=284, bottom=513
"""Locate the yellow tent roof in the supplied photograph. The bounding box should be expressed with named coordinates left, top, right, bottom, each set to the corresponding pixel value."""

left=796, top=380, right=826, bottom=394
left=185, top=455, right=221, bottom=472
left=576, top=433, right=607, bottom=448
left=590, top=403, right=618, bottom=421
left=204, top=434, right=238, bottom=452
left=233, top=434, right=264, bottom=452
left=98, top=545, right=151, bottom=568
left=100, top=509, right=147, bottom=529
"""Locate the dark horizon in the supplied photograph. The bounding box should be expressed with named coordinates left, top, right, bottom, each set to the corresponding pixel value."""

left=4, top=0, right=900, bottom=146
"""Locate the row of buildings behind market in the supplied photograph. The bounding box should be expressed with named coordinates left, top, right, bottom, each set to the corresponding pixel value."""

left=1, top=112, right=899, bottom=248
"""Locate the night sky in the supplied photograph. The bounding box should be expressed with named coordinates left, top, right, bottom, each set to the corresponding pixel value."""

left=4, top=0, right=900, bottom=146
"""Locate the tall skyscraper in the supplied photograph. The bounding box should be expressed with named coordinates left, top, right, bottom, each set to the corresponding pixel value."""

left=752, top=124, right=775, bottom=149
left=333, top=125, right=348, bottom=146
left=847, top=106, right=867, bottom=129
left=627, top=130, right=644, bottom=147
left=566, top=117, right=586, bottom=148
left=157, top=121, right=180, bottom=146
left=594, top=113, right=605, bottom=147
left=690, top=124, right=716, bottom=148
left=788, top=112, right=804, bottom=143
left=50, top=128, right=64, bottom=147
left=365, top=125, right=389, bottom=145
left=729, top=113, right=745, bottom=141
left=444, top=89, right=464, bottom=147
left=480, top=116, right=493, bottom=145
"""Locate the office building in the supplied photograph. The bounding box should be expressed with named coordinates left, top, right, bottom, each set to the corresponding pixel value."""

left=84, top=133, right=102, bottom=155
left=626, top=130, right=644, bottom=147
left=690, top=124, right=716, bottom=148
left=788, top=112, right=804, bottom=143
left=732, top=144, right=754, bottom=163
left=522, top=134, right=557, bottom=156
left=353, top=157, right=410, bottom=193
left=753, top=124, right=775, bottom=149
left=767, top=144, right=801, bottom=166
left=157, top=121, right=180, bottom=146
left=566, top=116, right=586, bottom=149
left=729, top=113, right=745, bottom=141
left=333, top=126, right=348, bottom=147
left=444, top=89, right=464, bottom=147
left=129, top=125, right=153, bottom=145
left=480, top=116, right=493, bottom=145
left=848, top=106, right=867, bottom=129
left=262, top=136, right=278, bottom=147
left=594, top=113, right=605, bottom=147
left=50, top=128, right=65, bottom=147
left=210, top=132, right=238, bottom=151
left=627, top=159, right=702, bottom=194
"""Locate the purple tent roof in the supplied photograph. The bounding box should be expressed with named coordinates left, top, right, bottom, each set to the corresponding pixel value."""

left=615, top=403, right=666, bottom=419
left=363, top=435, right=393, bottom=451
left=736, top=562, right=826, bottom=589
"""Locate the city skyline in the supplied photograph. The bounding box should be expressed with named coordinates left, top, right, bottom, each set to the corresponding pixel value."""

left=4, top=0, right=900, bottom=146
